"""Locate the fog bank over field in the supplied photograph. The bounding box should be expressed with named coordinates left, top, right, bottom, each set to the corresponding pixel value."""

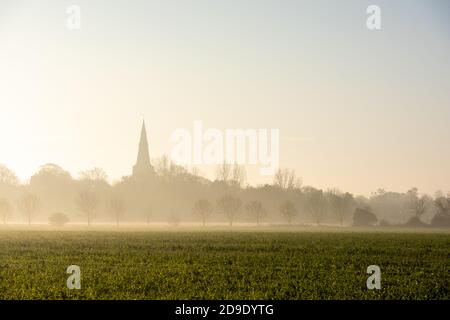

left=1, top=162, right=449, bottom=229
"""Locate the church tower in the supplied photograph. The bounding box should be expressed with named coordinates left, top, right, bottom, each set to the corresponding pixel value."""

left=132, top=121, right=155, bottom=177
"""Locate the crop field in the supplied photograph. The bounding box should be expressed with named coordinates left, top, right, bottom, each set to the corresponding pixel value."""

left=0, top=228, right=448, bottom=300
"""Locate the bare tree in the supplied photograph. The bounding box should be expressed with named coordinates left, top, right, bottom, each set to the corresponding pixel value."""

left=217, top=194, right=242, bottom=226
left=215, top=162, right=232, bottom=183
left=0, top=164, right=19, bottom=185
left=109, top=196, right=127, bottom=227
left=279, top=200, right=298, bottom=225
left=80, top=167, right=108, bottom=182
left=328, top=189, right=354, bottom=226
left=273, top=169, right=287, bottom=188
left=215, top=163, right=246, bottom=187
left=17, top=193, right=40, bottom=225
left=75, top=191, right=99, bottom=226
left=155, top=155, right=171, bottom=176
left=0, top=198, right=13, bottom=224
left=192, top=199, right=213, bottom=226
left=407, top=188, right=428, bottom=219
left=245, top=200, right=267, bottom=226
left=431, top=193, right=450, bottom=227
left=305, top=189, right=326, bottom=225
left=433, top=195, right=450, bottom=216
left=154, top=155, right=188, bottom=179
left=414, top=196, right=428, bottom=218
left=231, top=164, right=247, bottom=187
left=273, top=168, right=302, bottom=190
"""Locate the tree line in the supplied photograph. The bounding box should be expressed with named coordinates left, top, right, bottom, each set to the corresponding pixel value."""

left=0, top=161, right=449, bottom=228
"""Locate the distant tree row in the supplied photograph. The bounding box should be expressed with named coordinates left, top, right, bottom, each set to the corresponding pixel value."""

left=0, top=162, right=449, bottom=228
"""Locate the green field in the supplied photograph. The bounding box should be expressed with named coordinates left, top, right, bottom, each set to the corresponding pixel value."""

left=0, top=228, right=448, bottom=300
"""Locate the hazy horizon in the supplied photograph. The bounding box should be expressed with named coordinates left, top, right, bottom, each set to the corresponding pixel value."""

left=1, top=0, right=450, bottom=196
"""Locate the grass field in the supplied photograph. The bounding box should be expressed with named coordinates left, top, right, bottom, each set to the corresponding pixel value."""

left=0, top=227, right=448, bottom=300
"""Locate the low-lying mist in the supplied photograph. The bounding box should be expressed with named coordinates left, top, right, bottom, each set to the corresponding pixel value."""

left=1, top=162, right=449, bottom=229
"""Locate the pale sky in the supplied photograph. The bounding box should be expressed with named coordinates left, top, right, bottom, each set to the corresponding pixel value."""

left=0, top=0, right=449, bottom=196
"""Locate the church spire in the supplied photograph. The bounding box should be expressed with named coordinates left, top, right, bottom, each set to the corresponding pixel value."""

left=133, top=120, right=154, bottom=177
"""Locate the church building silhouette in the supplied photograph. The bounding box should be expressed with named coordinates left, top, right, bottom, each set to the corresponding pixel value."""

left=132, top=121, right=155, bottom=177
